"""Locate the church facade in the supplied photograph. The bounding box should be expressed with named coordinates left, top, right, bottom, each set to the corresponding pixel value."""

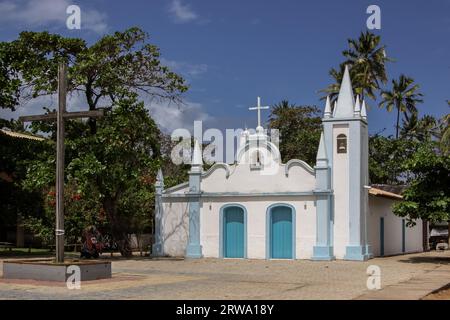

left=152, top=66, right=424, bottom=261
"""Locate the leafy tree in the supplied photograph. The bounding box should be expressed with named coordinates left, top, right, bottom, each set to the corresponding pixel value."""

left=0, top=42, right=21, bottom=110
left=24, top=96, right=161, bottom=256
left=1, top=28, right=189, bottom=255
left=378, top=75, right=423, bottom=138
left=268, top=100, right=322, bottom=166
left=368, top=135, right=418, bottom=185
left=0, top=126, right=48, bottom=243
left=321, top=31, right=391, bottom=104
left=1, top=27, right=188, bottom=132
left=392, top=141, right=449, bottom=233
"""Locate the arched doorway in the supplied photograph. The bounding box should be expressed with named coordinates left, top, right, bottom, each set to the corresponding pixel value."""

left=222, top=205, right=246, bottom=258
left=268, top=205, right=294, bottom=259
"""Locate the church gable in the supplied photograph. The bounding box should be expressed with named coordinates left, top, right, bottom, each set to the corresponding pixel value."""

left=201, top=161, right=315, bottom=194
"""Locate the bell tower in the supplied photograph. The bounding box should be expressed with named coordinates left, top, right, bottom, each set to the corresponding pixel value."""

left=321, top=65, right=371, bottom=260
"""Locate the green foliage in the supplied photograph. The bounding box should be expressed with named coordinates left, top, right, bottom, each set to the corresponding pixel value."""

left=268, top=100, right=322, bottom=166
left=23, top=96, right=161, bottom=256
left=400, top=113, right=439, bottom=142
left=438, top=102, right=450, bottom=155
left=1, top=28, right=189, bottom=254
left=392, top=141, right=450, bottom=225
left=368, top=135, right=418, bottom=185
left=1, top=28, right=188, bottom=131
left=0, top=130, right=48, bottom=231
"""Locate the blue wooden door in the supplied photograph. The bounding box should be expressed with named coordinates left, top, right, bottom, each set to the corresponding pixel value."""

left=271, top=206, right=293, bottom=259
left=224, top=207, right=244, bottom=258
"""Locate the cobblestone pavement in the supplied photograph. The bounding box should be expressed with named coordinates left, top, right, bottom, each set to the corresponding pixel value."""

left=0, top=250, right=449, bottom=300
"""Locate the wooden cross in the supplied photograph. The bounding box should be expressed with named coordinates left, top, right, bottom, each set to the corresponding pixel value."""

left=19, top=63, right=104, bottom=263
left=249, top=96, right=269, bottom=128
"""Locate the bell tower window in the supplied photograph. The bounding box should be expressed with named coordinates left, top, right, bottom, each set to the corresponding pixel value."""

left=337, top=134, right=347, bottom=154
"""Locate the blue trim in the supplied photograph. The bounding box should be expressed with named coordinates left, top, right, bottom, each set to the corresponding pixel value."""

left=380, top=217, right=384, bottom=256
left=265, top=203, right=296, bottom=259
left=186, top=171, right=203, bottom=258
left=219, top=204, right=248, bottom=259
left=402, top=219, right=406, bottom=253
left=162, top=191, right=332, bottom=199
left=312, top=194, right=335, bottom=261
left=344, top=245, right=370, bottom=261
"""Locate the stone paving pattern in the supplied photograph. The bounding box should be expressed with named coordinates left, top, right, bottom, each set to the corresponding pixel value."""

left=0, top=251, right=449, bottom=299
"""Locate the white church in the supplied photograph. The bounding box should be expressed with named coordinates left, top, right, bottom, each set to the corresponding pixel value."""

left=152, top=66, right=425, bottom=261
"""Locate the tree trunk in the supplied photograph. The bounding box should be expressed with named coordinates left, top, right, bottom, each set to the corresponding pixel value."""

left=396, top=105, right=400, bottom=139
left=115, top=233, right=132, bottom=257
left=85, top=83, right=97, bottom=135
left=103, top=196, right=133, bottom=257
left=448, top=220, right=450, bottom=247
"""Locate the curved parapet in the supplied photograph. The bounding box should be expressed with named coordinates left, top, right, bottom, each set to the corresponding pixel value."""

left=284, top=159, right=315, bottom=176
left=202, top=163, right=231, bottom=179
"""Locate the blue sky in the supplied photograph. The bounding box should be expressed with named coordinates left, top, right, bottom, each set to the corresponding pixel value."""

left=0, top=0, right=449, bottom=136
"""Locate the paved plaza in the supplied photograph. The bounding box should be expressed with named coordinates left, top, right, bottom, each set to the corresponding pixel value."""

left=0, top=250, right=449, bottom=300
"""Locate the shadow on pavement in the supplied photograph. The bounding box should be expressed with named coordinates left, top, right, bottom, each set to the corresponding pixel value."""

left=398, top=254, right=450, bottom=265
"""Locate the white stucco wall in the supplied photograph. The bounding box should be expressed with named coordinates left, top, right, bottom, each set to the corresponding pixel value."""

left=332, top=124, right=349, bottom=259
left=368, top=196, right=423, bottom=256
left=200, top=196, right=317, bottom=259
left=201, top=162, right=316, bottom=194
left=161, top=200, right=189, bottom=256
left=160, top=155, right=318, bottom=259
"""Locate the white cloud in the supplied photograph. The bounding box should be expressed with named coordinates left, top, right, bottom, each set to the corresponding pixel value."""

left=147, top=99, right=214, bottom=133
left=0, top=91, right=89, bottom=121
left=160, top=58, right=208, bottom=78
left=0, top=0, right=108, bottom=34
left=0, top=87, right=214, bottom=137
left=168, top=0, right=198, bottom=24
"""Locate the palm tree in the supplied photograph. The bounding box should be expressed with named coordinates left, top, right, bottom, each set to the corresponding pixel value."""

left=320, top=66, right=344, bottom=104
left=439, top=101, right=450, bottom=154
left=321, top=31, right=391, bottom=104
left=379, top=75, right=423, bottom=138
left=401, top=113, right=438, bottom=142
left=343, top=31, right=391, bottom=100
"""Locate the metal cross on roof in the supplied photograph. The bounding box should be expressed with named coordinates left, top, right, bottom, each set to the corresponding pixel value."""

left=249, top=96, right=269, bottom=128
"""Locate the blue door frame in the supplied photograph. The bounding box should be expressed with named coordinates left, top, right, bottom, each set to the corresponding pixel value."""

left=266, top=204, right=296, bottom=259
left=402, top=219, right=406, bottom=253
left=380, top=217, right=384, bottom=256
left=219, top=204, right=247, bottom=258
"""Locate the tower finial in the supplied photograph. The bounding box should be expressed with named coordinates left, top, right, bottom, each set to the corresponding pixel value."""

left=354, top=94, right=361, bottom=117
left=191, top=139, right=203, bottom=172
left=334, top=65, right=355, bottom=118
left=316, top=132, right=328, bottom=167
left=324, top=96, right=332, bottom=118
left=361, top=100, right=367, bottom=120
